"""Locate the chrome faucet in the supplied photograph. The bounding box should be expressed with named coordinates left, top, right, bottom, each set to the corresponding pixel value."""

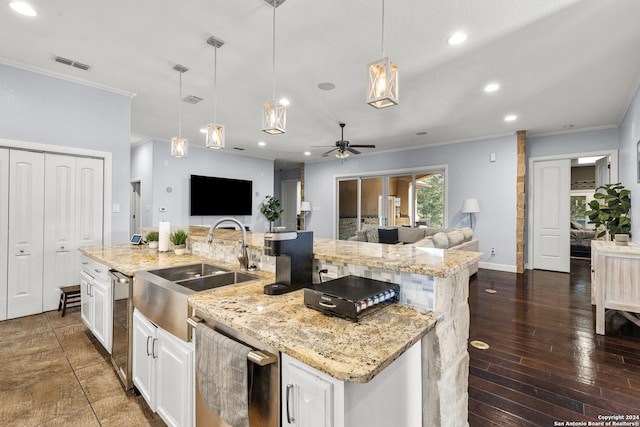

left=207, top=218, right=249, bottom=270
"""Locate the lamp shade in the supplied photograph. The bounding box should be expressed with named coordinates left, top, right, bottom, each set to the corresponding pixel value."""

left=461, top=198, right=480, bottom=213
left=300, top=201, right=311, bottom=212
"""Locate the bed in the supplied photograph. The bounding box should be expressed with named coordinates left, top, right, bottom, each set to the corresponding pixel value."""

left=570, top=220, right=596, bottom=258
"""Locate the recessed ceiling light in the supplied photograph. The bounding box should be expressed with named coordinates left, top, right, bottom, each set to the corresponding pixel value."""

left=484, top=83, right=500, bottom=93
left=416, top=131, right=428, bottom=136
left=318, top=82, right=336, bottom=91
left=304, top=151, right=311, bottom=156
left=10, top=2, right=37, bottom=16
left=258, top=141, right=266, bottom=146
left=200, top=128, right=207, bottom=133
left=279, top=98, right=290, bottom=106
left=447, top=32, right=467, bottom=45
left=504, top=114, right=517, bottom=122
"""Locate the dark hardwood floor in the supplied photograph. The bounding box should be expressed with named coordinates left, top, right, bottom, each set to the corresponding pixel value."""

left=468, top=258, right=640, bottom=427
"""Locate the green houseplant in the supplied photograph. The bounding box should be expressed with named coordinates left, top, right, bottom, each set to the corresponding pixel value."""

left=145, top=230, right=159, bottom=249
left=170, top=229, right=188, bottom=254
left=260, top=195, right=283, bottom=232
left=586, top=182, right=631, bottom=241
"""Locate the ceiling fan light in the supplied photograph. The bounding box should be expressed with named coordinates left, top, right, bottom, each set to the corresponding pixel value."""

left=367, top=57, right=398, bottom=108
left=262, top=101, right=286, bottom=134
left=171, top=137, right=188, bottom=158
left=205, top=123, right=225, bottom=149
left=335, top=150, right=349, bottom=159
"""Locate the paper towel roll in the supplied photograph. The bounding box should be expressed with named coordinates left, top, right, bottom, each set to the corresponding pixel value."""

left=159, top=221, right=170, bottom=252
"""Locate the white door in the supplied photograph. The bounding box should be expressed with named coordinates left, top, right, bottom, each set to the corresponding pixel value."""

left=76, top=157, right=104, bottom=250
left=92, top=277, right=112, bottom=353
left=130, top=181, right=141, bottom=236
left=7, top=150, right=44, bottom=318
left=156, top=328, right=194, bottom=427
left=80, top=270, right=93, bottom=328
left=532, top=159, right=571, bottom=273
left=285, top=362, right=333, bottom=427
left=43, top=154, right=77, bottom=311
left=595, top=156, right=610, bottom=189
left=133, top=309, right=157, bottom=410
left=0, top=149, right=9, bottom=321
left=281, top=180, right=299, bottom=231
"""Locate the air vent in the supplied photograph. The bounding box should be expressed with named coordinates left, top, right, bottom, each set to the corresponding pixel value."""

left=183, top=95, right=203, bottom=104
left=53, top=56, right=92, bottom=71
left=233, top=147, right=245, bottom=151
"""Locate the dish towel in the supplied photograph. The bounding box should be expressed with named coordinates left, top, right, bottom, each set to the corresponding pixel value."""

left=195, top=323, right=252, bottom=427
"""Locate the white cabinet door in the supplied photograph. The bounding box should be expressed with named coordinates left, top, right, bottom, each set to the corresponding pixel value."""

left=133, top=309, right=157, bottom=410
left=43, top=154, right=77, bottom=312
left=92, top=277, right=112, bottom=354
left=7, top=150, right=44, bottom=319
left=80, top=270, right=93, bottom=328
left=76, top=157, right=104, bottom=250
left=0, top=148, right=8, bottom=321
left=155, top=327, right=194, bottom=427
left=283, top=356, right=334, bottom=427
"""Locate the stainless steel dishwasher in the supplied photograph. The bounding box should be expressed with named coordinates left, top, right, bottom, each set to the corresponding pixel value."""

left=110, top=270, right=134, bottom=390
left=188, top=311, right=280, bottom=427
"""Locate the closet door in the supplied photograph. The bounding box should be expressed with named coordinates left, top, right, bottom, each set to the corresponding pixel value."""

left=76, top=157, right=104, bottom=252
left=7, top=150, right=44, bottom=319
left=43, top=154, right=77, bottom=311
left=0, top=149, right=9, bottom=321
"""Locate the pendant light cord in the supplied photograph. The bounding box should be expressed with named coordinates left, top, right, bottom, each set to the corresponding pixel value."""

left=272, top=0, right=276, bottom=103
left=178, top=70, right=182, bottom=138
left=381, top=0, right=385, bottom=58
left=213, top=47, right=218, bottom=122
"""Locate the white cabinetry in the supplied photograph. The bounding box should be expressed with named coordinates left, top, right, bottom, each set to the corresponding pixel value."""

left=80, top=255, right=112, bottom=353
left=282, top=342, right=422, bottom=427
left=133, top=309, right=194, bottom=427
left=0, top=149, right=8, bottom=321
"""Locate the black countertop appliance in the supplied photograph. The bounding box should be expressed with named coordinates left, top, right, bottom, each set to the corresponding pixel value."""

left=263, top=231, right=313, bottom=295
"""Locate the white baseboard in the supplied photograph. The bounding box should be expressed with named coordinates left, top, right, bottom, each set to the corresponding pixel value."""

left=478, top=262, right=517, bottom=273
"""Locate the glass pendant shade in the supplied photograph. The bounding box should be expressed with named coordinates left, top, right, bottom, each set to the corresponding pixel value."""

left=262, top=101, right=286, bottom=135
left=171, top=137, right=188, bottom=158
left=367, top=57, right=398, bottom=108
left=206, top=123, right=225, bottom=149
left=335, top=150, right=349, bottom=159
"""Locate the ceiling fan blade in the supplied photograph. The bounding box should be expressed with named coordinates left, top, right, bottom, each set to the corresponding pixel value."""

left=349, top=144, right=376, bottom=148
left=346, top=147, right=361, bottom=155
left=322, top=148, right=338, bottom=157
left=311, top=145, right=336, bottom=148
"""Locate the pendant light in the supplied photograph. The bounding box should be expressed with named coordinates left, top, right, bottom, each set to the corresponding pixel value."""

left=262, top=0, right=286, bottom=134
left=206, top=36, right=225, bottom=149
left=366, top=0, right=398, bottom=109
left=171, top=64, right=189, bottom=158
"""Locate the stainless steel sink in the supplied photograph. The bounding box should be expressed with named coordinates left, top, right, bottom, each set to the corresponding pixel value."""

left=176, top=271, right=259, bottom=292
left=147, top=262, right=229, bottom=282
left=133, top=263, right=259, bottom=341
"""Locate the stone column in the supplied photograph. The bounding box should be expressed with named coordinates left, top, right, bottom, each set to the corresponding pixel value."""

left=422, top=267, right=470, bottom=427
left=516, top=130, right=526, bottom=274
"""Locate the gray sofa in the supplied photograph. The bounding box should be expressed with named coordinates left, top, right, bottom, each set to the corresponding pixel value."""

left=349, top=224, right=479, bottom=275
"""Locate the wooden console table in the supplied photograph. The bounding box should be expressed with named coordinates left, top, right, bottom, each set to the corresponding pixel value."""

left=591, top=240, right=640, bottom=335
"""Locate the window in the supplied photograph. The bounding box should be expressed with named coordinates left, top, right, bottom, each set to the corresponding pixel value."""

left=570, top=190, right=595, bottom=229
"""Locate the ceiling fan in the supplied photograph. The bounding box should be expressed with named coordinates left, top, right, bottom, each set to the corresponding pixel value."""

left=318, top=123, right=376, bottom=158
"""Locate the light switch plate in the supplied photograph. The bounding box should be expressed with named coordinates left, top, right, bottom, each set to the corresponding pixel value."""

left=112, top=203, right=120, bottom=213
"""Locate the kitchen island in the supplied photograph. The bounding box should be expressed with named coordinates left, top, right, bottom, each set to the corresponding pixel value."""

left=80, top=228, right=481, bottom=427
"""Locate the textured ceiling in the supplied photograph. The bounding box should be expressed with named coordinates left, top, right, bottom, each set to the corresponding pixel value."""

left=2, top=0, right=640, bottom=166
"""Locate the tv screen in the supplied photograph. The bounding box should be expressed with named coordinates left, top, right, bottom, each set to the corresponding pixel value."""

left=190, top=175, right=253, bottom=216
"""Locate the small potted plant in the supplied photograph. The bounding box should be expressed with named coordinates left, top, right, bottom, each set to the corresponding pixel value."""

left=146, top=230, right=159, bottom=249
left=260, top=195, right=283, bottom=232
left=586, top=182, right=631, bottom=244
left=170, top=229, right=188, bottom=255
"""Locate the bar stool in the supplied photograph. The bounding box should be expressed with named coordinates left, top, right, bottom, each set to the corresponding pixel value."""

left=58, top=285, right=81, bottom=316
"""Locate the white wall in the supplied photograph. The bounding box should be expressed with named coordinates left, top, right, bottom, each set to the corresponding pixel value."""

left=619, top=84, right=640, bottom=241
left=304, top=135, right=518, bottom=271
left=527, top=128, right=620, bottom=159
left=0, top=63, right=132, bottom=243
left=131, top=140, right=274, bottom=232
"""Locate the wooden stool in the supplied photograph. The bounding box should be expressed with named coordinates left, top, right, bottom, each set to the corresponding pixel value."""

left=58, top=285, right=81, bottom=316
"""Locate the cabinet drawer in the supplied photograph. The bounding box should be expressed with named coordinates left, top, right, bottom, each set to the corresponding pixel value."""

left=80, top=255, right=109, bottom=281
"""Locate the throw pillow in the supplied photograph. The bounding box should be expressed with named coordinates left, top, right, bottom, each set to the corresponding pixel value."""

left=570, top=220, right=583, bottom=230
left=432, top=232, right=449, bottom=249
left=412, top=236, right=435, bottom=248
left=398, top=227, right=426, bottom=243
left=460, top=227, right=473, bottom=240
left=365, top=228, right=379, bottom=243
left=378, top=228, right=399, bottom=244
left=446, top=230, right=465, bottom=247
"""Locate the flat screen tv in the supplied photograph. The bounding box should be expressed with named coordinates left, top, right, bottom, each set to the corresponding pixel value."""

left=190, top=175, right=253, bottom=216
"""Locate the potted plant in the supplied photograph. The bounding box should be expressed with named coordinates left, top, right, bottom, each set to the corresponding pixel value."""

left=170, top=229, right=188, bottom=255
left=260, top=195, right=283, bottom=232
left=586, top=182, right=631, bottom=244
left=146, top=230, right=159, bottom=249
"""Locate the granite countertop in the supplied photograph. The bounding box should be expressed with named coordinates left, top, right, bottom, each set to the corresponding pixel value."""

left=188, top=281, right=438, bottom=383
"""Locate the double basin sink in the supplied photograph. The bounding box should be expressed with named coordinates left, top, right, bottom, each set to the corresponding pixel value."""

left=133, top=262, right=259, bottom=341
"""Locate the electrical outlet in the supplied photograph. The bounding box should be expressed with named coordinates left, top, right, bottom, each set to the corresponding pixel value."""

left=491, top=248, right=496, bottom=255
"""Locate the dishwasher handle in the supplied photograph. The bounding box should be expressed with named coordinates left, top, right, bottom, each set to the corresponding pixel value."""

left=109, top=270, right=130, bottom=283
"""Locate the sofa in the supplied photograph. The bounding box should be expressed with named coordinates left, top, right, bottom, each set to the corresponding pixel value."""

left=349, top=224, right=479, bottom=275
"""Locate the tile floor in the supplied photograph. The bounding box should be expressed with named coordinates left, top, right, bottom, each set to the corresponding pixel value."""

left=0, top=307, right=165, bottom=426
